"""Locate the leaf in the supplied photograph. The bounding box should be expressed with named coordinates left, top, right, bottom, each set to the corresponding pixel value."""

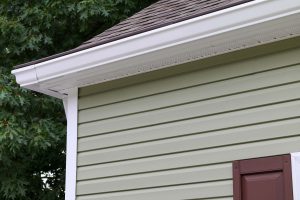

left=0, top=0, right=157, bottom=199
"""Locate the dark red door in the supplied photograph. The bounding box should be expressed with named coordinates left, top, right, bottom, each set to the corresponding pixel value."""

left=233, top=155, right=293, bottom=200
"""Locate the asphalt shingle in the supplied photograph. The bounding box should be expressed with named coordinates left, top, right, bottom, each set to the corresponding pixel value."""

left=15, top=0, right=252, bottom=69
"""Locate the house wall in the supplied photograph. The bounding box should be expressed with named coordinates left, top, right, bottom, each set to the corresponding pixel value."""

left=76, top=42, right=300, bottom=200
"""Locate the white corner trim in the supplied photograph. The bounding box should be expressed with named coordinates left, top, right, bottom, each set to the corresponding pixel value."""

left=65, top=88, right=78, bottom=200
left=291, top=152, right=300, bottom=200
left=12, top=0, right=300, bottom=98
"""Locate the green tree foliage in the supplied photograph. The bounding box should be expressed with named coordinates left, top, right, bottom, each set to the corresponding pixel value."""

left=0, top=1, right=157, bottom=199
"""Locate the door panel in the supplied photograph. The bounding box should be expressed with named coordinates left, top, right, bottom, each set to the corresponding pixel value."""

left=233, top=155, right=293, bottom=200
left=242, top=172, right=284, bottom=200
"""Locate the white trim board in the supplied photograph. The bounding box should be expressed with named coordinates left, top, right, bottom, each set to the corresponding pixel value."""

left=291, top=152, right=300, bottom=200
left=12, top=0, right=300, bottom=99
left=65, top=88, right=78, bottom=200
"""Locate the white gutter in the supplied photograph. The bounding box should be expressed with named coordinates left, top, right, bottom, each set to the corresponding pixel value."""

left=12, top=0, right=300, bottom=98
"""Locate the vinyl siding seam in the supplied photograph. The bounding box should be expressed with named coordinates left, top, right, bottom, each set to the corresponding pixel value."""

left=78, top=80, right=300, bottom=124
left=76, top=179, right=233, bottom=196
left=79, top=62, right=300, bottom=110
left=78, top=99, right=300, bottom=137
left=77, top=135, right=300, bottom=167
left=77, top=117, right=300, bottom=153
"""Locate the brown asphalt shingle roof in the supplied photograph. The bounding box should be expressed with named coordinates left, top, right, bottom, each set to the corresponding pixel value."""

left=15, top=0, right=252, bottom=69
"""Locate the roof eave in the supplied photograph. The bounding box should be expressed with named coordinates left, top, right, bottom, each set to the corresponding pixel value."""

left=12, top=0, right=300, bottom=98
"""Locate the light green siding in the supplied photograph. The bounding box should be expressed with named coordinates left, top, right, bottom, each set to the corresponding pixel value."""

left=77, top=42, right=300, bottom=199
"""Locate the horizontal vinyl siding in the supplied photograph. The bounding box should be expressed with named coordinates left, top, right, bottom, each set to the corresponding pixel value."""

left=77, top=180, right=233, bottom=200
left=77, top=47, right=300, bottom=200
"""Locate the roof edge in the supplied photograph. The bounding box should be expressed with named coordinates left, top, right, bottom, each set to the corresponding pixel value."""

left=14, top=0, right=253, bottom=69
left=12, top=0, right=300, bottom=98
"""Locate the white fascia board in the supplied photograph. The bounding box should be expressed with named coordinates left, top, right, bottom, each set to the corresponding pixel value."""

left=12, top=0, right=300, bottom=98
left=291, top=152, right=300, bottom=200
left=65, top=88, right=78, bottom=200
